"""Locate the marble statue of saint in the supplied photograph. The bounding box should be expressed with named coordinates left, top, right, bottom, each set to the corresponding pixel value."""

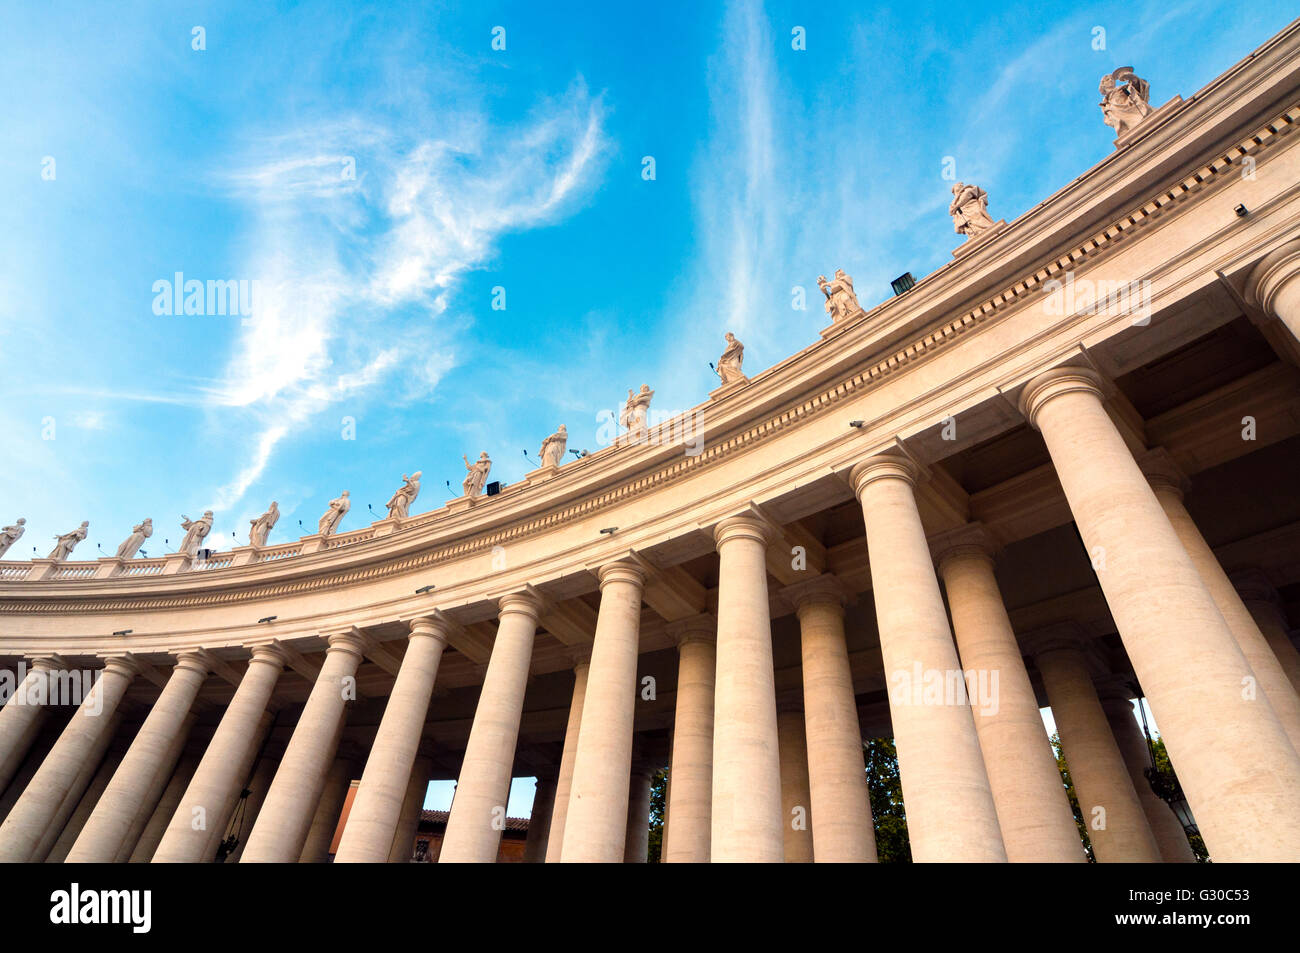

left=1099, top=67, right=1151, bottom=136
left=385, top=472, right=422, bottom=519
left=115, top=518, right=153, bottom=559
left=0, top=518, right=26, bottom=559
left=539, top=426, right=568, bottom=468
left=717, top=332, right=746, bottom=384
left=48, top=521, right=89, bottom=562
left=463, top=453, right=492, bottom=497
left=318, top=491, right=350, bottom=537
left=620, top=385, right=655, bottom=439
left=949, top=182, right=996, bottom=237
left=180, top=511, right=214, bottom=557
left=818, top=270, right=861, bottom=323
left=249, top=502, right=279, bottom=547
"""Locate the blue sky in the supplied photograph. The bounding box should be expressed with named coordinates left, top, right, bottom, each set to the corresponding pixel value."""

left=2, top=1, right=1290, bottom=816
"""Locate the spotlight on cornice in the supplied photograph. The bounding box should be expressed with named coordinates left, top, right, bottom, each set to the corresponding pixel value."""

left=112, top=629, right=132, bottom=636
left=415, top=584, right=436, bottom=594
left=849, top=420, right=865, bottom=429
left=1235, top=203, right=1249, bottom=217
left=599, top=527, right=618, bottom=535
left=257, top=615, right=277, bottom=624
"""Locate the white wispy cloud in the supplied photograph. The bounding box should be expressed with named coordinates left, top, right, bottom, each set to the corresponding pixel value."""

left=206, top=80, right=611, bottom=512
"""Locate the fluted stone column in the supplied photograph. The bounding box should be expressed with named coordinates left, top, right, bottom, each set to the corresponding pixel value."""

left=777, top=706, right=814, bottom=863
left=624, top=763, right=653, bottom=863
left=440, top=590, right=543, bottom=862
left=523, top=775, right=556, bottom=863
left=788, top=578, right=877, bottom=863
left=1246, top=238, right=1300, bottom=346
left=544, top=652, right=590, bottom=863
left=129, top=747, right=201, bottom=862
left=0, top=656, right=63, bottom=797
left=561, top=561, right=646, bottom=863
left=664, top=616, right=715, bottom=863
left=711, top=514, right=784, bottom=862
left=1031, top=633, right=1160, bottom=862
left=299, top=755, right=356, bottom=863
left=388, top=754, right=433, bottom=862
left=1097, top=680, right=1196, bottom=863
left=0, top=655, right=139, bottom=862
left=153, top=643, right=287, bottom=863
left=1020, top=366, right=1300, bottom=861
left=1143, top=453, right=1300, bottom=752
left=241, top=630, right=368, bottom=862
left=850, top=455, right=1006, bottom=862
left=932, top=527, right=1084, bottom=862
left=336, top=618, right=450, bottom=862
left=1235, top=571, right=1300, bottom=697
left=67, top=650, right=211, bottom=862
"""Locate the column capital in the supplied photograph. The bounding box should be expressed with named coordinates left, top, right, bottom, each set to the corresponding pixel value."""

left=1094, top=673, right=1140, bottom=708
left=248, top=641, right=291, bottom=667
left=782, top=573, right=854, bottom=616
left=99, top=654, right=144, bottom=680
left=324, top=627, right=372, bottom=659
left=713, top=511, right=778, bottom=549
left=1020, top=621, right=1093, bottom=662
left=929, top=522, right=999, bottom=572
left=22, top=653, right=67, bottom=672
left=665, top=613, right=715, bottom=647
left=597, top=559, right=646, bottom=591
left=170, top=649, right=213, bottom=677
left=498, top=588, right=546, bottom=622
left=567, top=645, right=593, bottom=667
left=1245, top=238, right=1300, bottom=317
left=1017, top=365, right=1107, bottom=430
left=849, top=451, right=918, bottom=497
left=409, top=613, right=457, bottom=644
left=1137, top=446, right=1190, bottom=498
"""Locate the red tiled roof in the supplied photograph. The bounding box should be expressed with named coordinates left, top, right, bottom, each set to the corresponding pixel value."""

left=418, top=808, right=529, bottom=832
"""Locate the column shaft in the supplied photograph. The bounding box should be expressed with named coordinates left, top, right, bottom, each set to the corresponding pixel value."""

left=544, top=657, right=589, bottom=862
left=777, top=708, right=814, bottom=863
left=152, top=645, right=286, bottom=863
left=439, top=591, right=541, bottom=862
left=664, top=623, right=715, bottom=863
left=561, top=562, right=646, bottom=862
left=1021, top=367, right=1300, bottom=860
left=936, top=543, right=1084, bottom=862
left=711, top=515, right=784, bottom=862
left=0, top=657, right=138, bottom=863
left=335, top=619, right=449, bottom=862
left=523, top=776, right=556, bottom=863
left=241, top=631, right=367, bottom=862
left=623, top=767, right=652, bottom=863
left=67, top=652, right=210, bottom=862
left=795, top=592, right=877, bottom=862
left=851, top=457, right=1006, bottom=862
left=1099, top=691, right=1196, bottom=862
left=0, top=658, right=61, bottom=797
left=299, top=756, right=355, bottom=863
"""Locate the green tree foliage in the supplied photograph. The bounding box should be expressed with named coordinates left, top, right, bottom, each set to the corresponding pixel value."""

left=863, top=738, right=910, bottom=862
left=647, top=768, right=667, bottom=863
left=1050, top=732, right=1095, bottom=862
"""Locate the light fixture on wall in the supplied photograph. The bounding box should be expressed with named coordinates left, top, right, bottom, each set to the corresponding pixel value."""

left=415, top=584, right=435, bottom=594
left=257, top=615, right=277, bottom=624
